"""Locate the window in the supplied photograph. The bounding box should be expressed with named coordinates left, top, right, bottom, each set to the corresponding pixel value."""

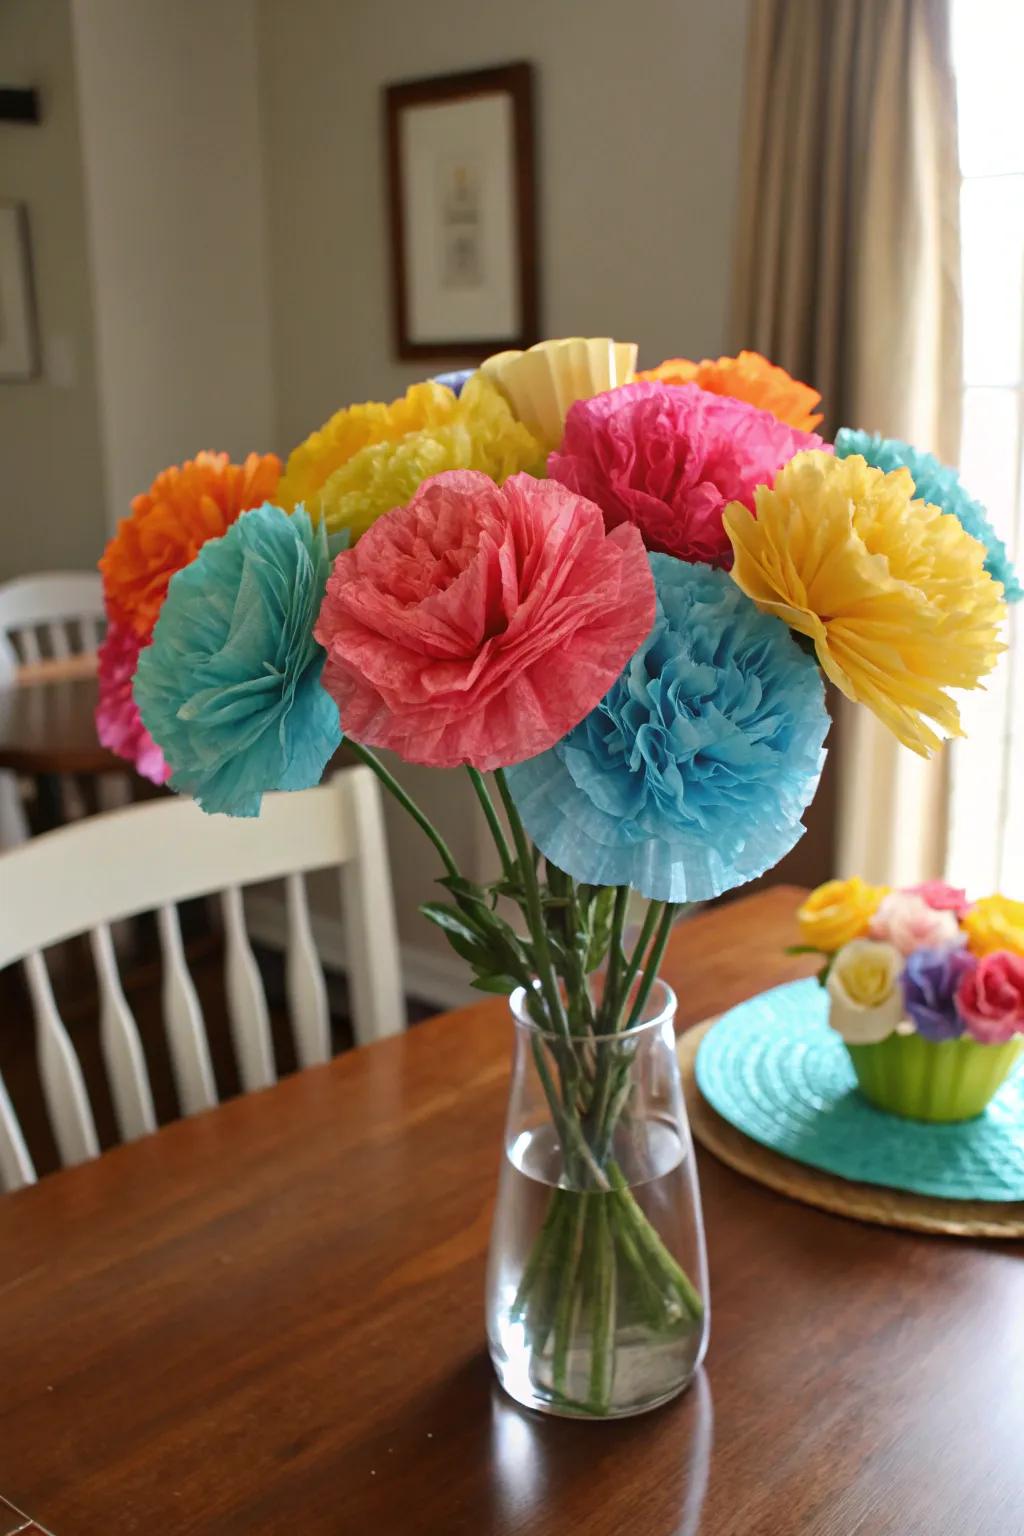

left=946, top=0, right=1024, bottom=891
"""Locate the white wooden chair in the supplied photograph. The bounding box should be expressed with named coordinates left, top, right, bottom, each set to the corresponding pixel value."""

left=0, top=767, right=405, bottom=1192
left=0, top=571, right=107, bottom=846
left=0, top=570, right=105, bottom=681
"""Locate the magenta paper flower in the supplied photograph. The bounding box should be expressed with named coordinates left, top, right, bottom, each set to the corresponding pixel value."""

left=314, top=469, right=655, bottom=771
left=548, top=381, right=825, bottom=566
left=956, top=951, right=1024, bottom=1043
left=903, top=880, right=971, bottom=919
left=95, top=622, right=170, bottom=785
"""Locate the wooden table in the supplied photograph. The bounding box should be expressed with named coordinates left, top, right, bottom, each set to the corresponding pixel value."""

left=0, top=659, right=116, bottom=776
left=1, top=887, right=1021, bottom=1535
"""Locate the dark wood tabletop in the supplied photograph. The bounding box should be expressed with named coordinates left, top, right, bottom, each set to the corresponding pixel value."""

left=0, top=662, right=117, bottom=775
left=1, top=886, right=1021, bottom=1536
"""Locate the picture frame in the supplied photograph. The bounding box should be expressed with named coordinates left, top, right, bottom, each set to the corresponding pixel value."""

left=0, top=202, right=39, bottom=382
left=384, top=62, right=539, bottom=362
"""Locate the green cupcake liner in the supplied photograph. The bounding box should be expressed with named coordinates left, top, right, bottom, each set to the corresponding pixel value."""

left=846, top=1032, right=1024, bottom=1123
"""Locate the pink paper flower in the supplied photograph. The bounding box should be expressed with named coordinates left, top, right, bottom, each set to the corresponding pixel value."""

left=314, top=469, right=656, bottom=771
left=95, top=622, right=170, bottom=785
left=548, top=381, right=825, bottom=566
left=868, top=890, right=961, bottom=956
left=903, top=880, right=971, bottom=918
left=956, top=951, right=1024, bottom=1043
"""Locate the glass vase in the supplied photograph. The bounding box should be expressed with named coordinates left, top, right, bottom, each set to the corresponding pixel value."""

left=486, top=979, right=709, bottom=1419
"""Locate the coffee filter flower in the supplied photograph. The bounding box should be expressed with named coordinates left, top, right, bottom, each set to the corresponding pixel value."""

left=506, top=555, right=829, bottom=902
left=481, top=337, right=638, bottom=453
left=636, top=350, right=824, bottom=432
left=95, top=622, right=170, bottom=785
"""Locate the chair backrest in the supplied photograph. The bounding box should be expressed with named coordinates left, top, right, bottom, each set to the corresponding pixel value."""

left=0, top=571, right=105, bottom=682
left=0, top=767, right=405, bottom=1192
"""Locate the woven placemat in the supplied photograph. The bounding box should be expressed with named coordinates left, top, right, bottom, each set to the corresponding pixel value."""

left=678, top=1021, right=1024, bottom=1239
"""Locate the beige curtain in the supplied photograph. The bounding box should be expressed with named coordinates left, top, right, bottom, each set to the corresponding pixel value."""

left=732, top=0, right=962, bottom=886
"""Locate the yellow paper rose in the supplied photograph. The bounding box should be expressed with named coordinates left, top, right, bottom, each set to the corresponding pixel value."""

left=826, top=938, right=903, bottom=1043
left=308, top=374, right=543, bottom=540
left=963, top=895, right=1024, bottom=958
left=798, top=877, right=889, bottom=952
left=723, top=452, right=1006, bottom=757
left=277, top=380, right=459, bottom=516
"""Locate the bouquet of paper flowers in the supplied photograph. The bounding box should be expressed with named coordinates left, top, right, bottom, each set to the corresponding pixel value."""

left=95, top=337, right=1016, bottom=1417
left=795, top=881, right=1024, bottom=1122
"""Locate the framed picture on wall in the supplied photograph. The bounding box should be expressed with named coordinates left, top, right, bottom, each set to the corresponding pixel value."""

left=384, top=62, right=539, bottom=361
left=0, top=202, right=39, bottom=382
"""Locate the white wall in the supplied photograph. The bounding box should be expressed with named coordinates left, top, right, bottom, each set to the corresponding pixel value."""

left=72, top=0, right=275, bottom=529
left=257, top=0, right=750, bottom=447
left=0, top=0, right=107, bottom=581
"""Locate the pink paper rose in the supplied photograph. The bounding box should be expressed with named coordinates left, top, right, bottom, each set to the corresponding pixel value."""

left=956, top=951, right=1024, bottom=1043
left=903, top=880, right=970, bottom=918
left=548, top=380, right=826, bottom=567
left=869, top=891, right=961, bottom=956
left=314, top=470, right=656, bottom=771
left=95, top=621, right=170, bottom=785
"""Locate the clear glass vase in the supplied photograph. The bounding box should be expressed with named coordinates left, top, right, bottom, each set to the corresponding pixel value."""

left=486, top=979, right=709, bottom=1419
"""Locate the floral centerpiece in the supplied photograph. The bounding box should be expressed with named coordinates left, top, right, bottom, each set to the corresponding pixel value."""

left=96, top=337, right=1016, bottom=1417
left=795, top=881, right=1024, bottom=1120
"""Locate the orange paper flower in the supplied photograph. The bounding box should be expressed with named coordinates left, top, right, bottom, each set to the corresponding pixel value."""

left=635, top=351, right=823, bottom=432
left=101, top=450, right=282, bottom=640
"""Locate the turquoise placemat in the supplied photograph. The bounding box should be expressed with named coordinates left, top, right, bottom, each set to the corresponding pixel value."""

left=695, top=979, right=1024, bottom=1202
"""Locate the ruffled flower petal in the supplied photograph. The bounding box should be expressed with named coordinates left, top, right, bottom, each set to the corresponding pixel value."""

left=724, top=451, right=1007, bottom=757
left=549, top=381, right=826, bottom=567
left=100, top=451, right=282, bottom=641
left=636, top=350, right=824, bottom=431
left=314, top=470, right=655, bottom=772
left=506, top=555, right=829, bottom=902
left=134, top=505, right=341, bottom=816
left=95, top=622, right=170, bottom=785
left=836, top=429, right=1021, bottom=603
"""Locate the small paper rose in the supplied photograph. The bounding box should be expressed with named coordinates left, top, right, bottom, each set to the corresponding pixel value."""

left=956, top=952, right=1024, bottom=1044
left=869, top=891, right=961, bottom=956
left=963, top=895, right=1024, bottom=958
left=901, top=945, right=975, bottom=1041
left=314, top=470, right=655, bottom=771
left=826, top=939, right=904, bottom=1044
left=797, top=877, right=888, bottom=953
left=902, top=880, right=970, bottom=918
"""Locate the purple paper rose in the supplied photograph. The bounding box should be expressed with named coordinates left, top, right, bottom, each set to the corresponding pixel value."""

left=901, top=946, right=976, bottom=1041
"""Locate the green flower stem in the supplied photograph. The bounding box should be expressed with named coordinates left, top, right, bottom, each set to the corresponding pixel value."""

left=625, top=903, right=678, bottom=1030
left=596, top=886, right=630, bottom=1031
left=617, top=900, right=664, bottom=1023
left=608, top=1162, right=704, bottom=1322
left=346, top=741, right=461, bottom=881
left=588, top=1194, right=616, bottom=1413
left=552, top=1193, right=588, bottom=1396
left=494, top=770, right=568, bottom=1039
left=465, top=767, right=516, bottom=883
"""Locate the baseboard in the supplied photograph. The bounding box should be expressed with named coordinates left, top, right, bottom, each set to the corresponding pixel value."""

left=244, top=894, right=477, bottom=1012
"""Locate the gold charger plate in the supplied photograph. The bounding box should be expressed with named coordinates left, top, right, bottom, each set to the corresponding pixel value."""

left=678, top=1020, right=1024, bottom=1240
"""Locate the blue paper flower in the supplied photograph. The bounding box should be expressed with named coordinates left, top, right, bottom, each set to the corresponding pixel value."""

left=135, top=504, right=342, bottom=816
left=431, top=368, right=474, bottom=397
left=901, top=945, right=975, bottom=1041
left=506, top=555, right=829, bottom=902
left=835, top=428, right=1021, bottom=602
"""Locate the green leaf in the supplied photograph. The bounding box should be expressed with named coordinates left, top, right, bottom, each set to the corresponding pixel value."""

left=471, top=974, right=518, bottom=995
left=784, top=944, right=828, bottom=956
left=419, top=902, right=485, bottom=947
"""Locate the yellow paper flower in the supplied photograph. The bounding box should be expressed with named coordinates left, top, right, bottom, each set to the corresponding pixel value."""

left=724, top=452, right=1006, bottom=756
left=963, top=895, right=1024, bottom=958
left=798, top=877, right=889, bottom=952
left=635, top=350, right=824, bottom=432
left=481, top=337, right=637, bottom=452
left=311, top=374, right=543, bottom=540
left=277, top=380, right=459, bottom=516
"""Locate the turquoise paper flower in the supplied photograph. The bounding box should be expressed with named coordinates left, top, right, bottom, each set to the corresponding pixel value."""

left=135, top=504, right=342, bottom=816
left=835, top=428, right=1021, bottom=602
left=506, top=555, right=829, bottom=902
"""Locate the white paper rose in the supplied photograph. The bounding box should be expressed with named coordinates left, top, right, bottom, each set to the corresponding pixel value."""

left=826, top=939, right=904, bottom=1044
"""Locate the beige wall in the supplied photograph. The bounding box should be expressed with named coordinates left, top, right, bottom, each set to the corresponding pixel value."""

left=255, top=0, right=750, bottom=963
left=0, top=0, right=107, bottom=581
left=72, top=0, right=275, bottom=530
left=257, top=0, right=750, bottom=446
